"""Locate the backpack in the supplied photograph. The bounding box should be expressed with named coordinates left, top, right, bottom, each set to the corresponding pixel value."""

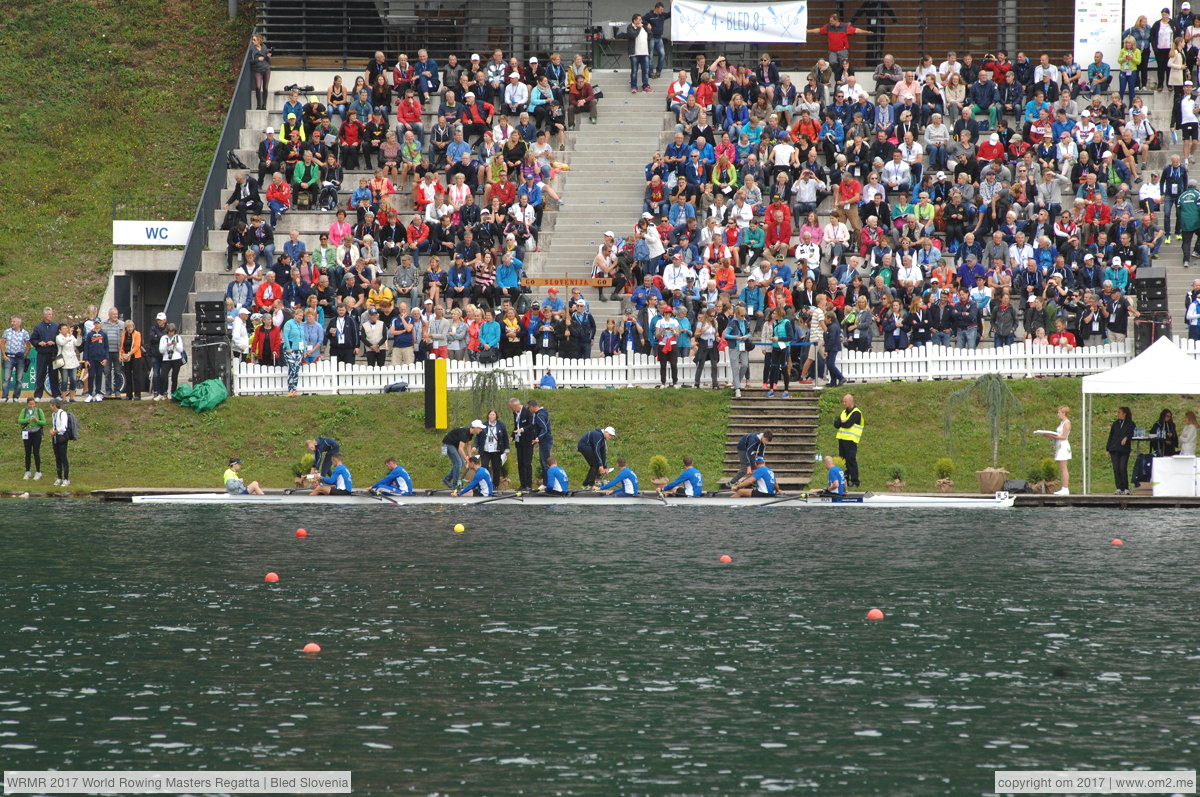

left=65, top=411, right=80, bottom=442
left=227, top=150, right=249, bottom=170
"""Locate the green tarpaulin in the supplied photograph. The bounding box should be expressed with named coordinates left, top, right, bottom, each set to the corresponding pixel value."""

left=173, top=379, right=229, bottom=412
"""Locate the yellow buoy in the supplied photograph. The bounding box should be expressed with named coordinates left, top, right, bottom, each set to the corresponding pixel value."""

left=454, top=523, right=466, bottom=533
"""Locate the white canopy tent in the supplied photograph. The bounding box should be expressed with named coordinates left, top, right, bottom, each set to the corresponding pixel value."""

left=1080, top=337, right=1200, bottom=493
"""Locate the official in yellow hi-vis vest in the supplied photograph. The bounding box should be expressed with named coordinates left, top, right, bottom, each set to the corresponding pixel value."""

left=834, top=393, right=863, bottom=488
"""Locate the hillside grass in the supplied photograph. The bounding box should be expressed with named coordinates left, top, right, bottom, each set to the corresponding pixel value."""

left=814, top=377, right=1190, bottom=493
left=0, top=390, right=732, bottom=494
left=0, top=1, right=250, bottom=322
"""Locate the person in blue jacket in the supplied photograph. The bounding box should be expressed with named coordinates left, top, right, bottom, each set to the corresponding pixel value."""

left=823, top=454, right=847, bottom=496
left=310, top=453, right=353, bottom=495
left=598, top=457, right=639, bottom=496
left=370, top=457, right=413, bottom=496
left=306, top=436, right=340, bottom=477
left=529, top=398, right=553, bottom=484
left=455, top=456, right=493, bottom=496
left=447, top=256, right=473, bottom=308
left=733, top=456, right=777, bottom=497
left=577, top=425, right=615, bottom=487
left=661, top=455, right=703, bottom=497
left=478, top=314, right=501, bottom=361
left=544, top=456, right=569, bottom=495
left=82, top=323, right=109, bottom=401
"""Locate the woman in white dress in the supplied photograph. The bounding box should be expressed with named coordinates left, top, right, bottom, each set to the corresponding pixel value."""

left=1179, top=410, right=1199, bottom=457
left=1037, top=405, right=1073, bottom=495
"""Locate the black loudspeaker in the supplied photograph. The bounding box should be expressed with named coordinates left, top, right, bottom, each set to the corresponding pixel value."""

left=194, top=291, right=226, bottom=322
left=195, top=318, right=227, bottom=336
left=1134, top=266, right=1167, bottom=296
left=1139, top=297, right=1169, bottom=313
left=191, top=339, right=231, bottom=388
left=1134, top=311, right=1172, bottom=354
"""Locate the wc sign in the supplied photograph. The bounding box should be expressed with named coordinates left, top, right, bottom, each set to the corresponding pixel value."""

left=112, top=220, right=193, bottom=246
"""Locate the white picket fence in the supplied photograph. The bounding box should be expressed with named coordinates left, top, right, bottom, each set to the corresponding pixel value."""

left=231, top=337, right=1200, bottom=395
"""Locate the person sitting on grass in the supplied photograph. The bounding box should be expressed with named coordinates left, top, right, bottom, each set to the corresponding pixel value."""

left=224, top=458, right=265, bottom=496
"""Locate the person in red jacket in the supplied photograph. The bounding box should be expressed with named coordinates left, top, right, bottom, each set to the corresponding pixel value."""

left=485, top=171, right=517, bottom=209
left=395, top=89, right=425, bottom=146
left=808, top=13, right=870, bottom=81
left=460, top=93, right=495, bottom=144
left=337, top=109, right=365, bottom=170
left=255, top=271, right=284, bottom=311
left=405, top=214, right=431, bottom=268
left=249, top=314, right=282, bottom=366
left=764, top=206, right=793, bottom=259
left=567, top=76, right=597, bottom=127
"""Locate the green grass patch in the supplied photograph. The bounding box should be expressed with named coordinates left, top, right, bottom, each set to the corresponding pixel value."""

left=814, top=377, right=1190, bottom=493
left=0, top=389, right=730, bottom=493
left=0, top=2, right=250, bottom=322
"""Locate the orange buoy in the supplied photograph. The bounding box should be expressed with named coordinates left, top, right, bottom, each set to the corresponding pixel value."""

left=1111, top=538, right=1124, bottom=546
left=719, top=554, right=732, bottom=563
left=295, top=528, right=307, bottom=538
left=302, top=642, right=321, bottom=653
left=264, top=572, right=279, bottom=582
left=866, top=608, right=884, bottom=621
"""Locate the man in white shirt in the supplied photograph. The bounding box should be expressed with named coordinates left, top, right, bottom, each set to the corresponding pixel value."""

left=661, top=254, right=689, bottom=292
left=1034, top=52, right=1060, bottom=85
left=937, top=51, right=961, bottom=84
left=49, top=398, right=70, bottom=487
left=881, top=150, right=912, bottom=193
left=793, top=232, right=821, bottom=269
left=1008, top=232, right=1035, bottom=267
left=1180, top=82, right=1198, bottom=163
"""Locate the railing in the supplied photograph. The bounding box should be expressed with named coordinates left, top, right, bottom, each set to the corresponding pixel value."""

left=163, top=45, right=254, bottom=325
left=231, top=338, right=1166, bottom=396
left=258, top=0, right=594, bottom=67
left=112, top=196, right=197, bottom=221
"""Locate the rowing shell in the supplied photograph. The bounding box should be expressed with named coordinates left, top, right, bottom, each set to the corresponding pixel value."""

left=129, top=491, right=1016, bottom=509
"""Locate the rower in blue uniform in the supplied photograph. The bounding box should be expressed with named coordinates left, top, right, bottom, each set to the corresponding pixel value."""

left=370, top=457, right=414, bottom=496
left=661, top=455, right=704, bottom=496
left=823, top=455, right=846, bottom=497
left=455, top=456, right=494, bottom=497
left=544, top=457, right=570, bottom=495
left=310, top=453, right=353, bottom=496
left=732, top=456, right=776, bottom=497
left=598, top=457, right=639, bottom=496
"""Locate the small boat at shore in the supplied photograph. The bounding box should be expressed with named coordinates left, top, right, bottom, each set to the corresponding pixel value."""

left=129, top=491, right=1015, bottom=509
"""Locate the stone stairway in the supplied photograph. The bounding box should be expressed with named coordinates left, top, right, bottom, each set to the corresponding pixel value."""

left=723, top=389, right=819, bottom=489
left=531, top=74, right=675, bottom=324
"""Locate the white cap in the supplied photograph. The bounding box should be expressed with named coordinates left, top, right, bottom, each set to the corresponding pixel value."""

left=1081, top=109, right=1091, bottom=117
left=774, top=277, right=784, bottom=284
left=470, top=419, right=485, bottom=429
left=1102, top=150, right=1113, bottom=158
left=641, top=212, right=653, bottom=219
left=602, top=426, right=617, bottom=436
left=238, top=307, right=250, bottom=315
left=989, top=133, right=999, bottom=144
left=529, top=56, right=538, bottom=63
left=1112, top=256, right=1123, bottom=265
left=464, top=92, right=475, bottom=98
left=509, top=71, right=521, bottom=78
left=265, top=126, right=275, bottom=134
left=604, top=230, right=615, bottom=237
left=1084, top=253, right=1095, bottom=261
left=156, top=312, right=167, bottom=321
left=936, top=171, right=946, bottom=178
left=470, top=53, right=481, bottom=60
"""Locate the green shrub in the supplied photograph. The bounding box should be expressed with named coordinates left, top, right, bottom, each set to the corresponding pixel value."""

left=887, top=464, right=905, bottom=482
left=649, top=455, right=670, bottom=479
left=934, top=457, right=956, bottom=480
left=290, top=453, right=314, bottom=477
left=1040, top=457, right=1059, bottom=483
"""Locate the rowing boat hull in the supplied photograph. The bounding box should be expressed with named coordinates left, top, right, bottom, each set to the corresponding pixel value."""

left=129, top=492, right=1015, bottom=509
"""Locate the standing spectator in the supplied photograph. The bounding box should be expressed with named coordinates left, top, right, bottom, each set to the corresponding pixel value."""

left=474, top=410, right=509, bottom=486
left=622, top=14, right=652, bottom=93
left=251, top=313, right=282, bottom=366
left=54, top=323, right=80, bottom=404
left=326, top=304, right=361, bottom=366
left=158, top=324, right=184, bottom=399
left=48, top=398, right=70, bottom=486
left=18, top=396, right=45, bottom=480
left=1179, top=178, right=1200, bottom=267
left=145, top=312, right=167, bottom=400
left=281, top=307, right=306, bottom=396
left=82, top=321, right=107, bottom=401
left=808, top=13, right=869, bottom=82
left=118, top=320, right=144, bottom=401
left=2, top=316, right=30, bottom=402
left=29, top=307, right=60, bottom=401
left=248, top=34, right=272, bottom=110
left=643, top=2, right=671, bottom=78
left=100, top=308, right=123, bottom=398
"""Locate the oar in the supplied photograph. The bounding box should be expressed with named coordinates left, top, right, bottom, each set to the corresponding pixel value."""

left=655, top=490, right=670, bottom=506
left=364, top=490, right=400, bottom=505
left=707, top=489, right=734, bottom=497
left=472, top=492, right=525, bottom=506
left=424, top=488, right=456, bottom=496
left=759, top=491, right=809, bottom=507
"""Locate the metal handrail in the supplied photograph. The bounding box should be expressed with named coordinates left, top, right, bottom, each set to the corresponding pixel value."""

left=163, top=44, right=254, bottom=325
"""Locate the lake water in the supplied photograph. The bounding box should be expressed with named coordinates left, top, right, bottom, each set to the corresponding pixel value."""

left=1, top=501, right=1196, bottom=795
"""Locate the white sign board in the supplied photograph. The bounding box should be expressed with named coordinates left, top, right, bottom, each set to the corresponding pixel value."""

left=1074, top=0, right=1124, bottom=67
left=671, top=0, right=808, bottom=43
left=113, top=220, right=193, bottom=246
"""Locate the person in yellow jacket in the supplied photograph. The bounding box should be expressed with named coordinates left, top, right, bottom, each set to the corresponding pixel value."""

left=834, top=393, right=863, bottom=488
left=1118, top=37, right=1143, bottom=110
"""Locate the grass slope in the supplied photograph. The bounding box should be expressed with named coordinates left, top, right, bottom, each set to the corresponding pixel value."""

left=0, top=390, right=731, bottom=494
left=814, top=378, right=1192, bottom=493
left=0, top=2, right=249, bottom=322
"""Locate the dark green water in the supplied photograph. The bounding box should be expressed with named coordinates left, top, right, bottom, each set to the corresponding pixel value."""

left=1, top=502, right=1196, bottom=795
